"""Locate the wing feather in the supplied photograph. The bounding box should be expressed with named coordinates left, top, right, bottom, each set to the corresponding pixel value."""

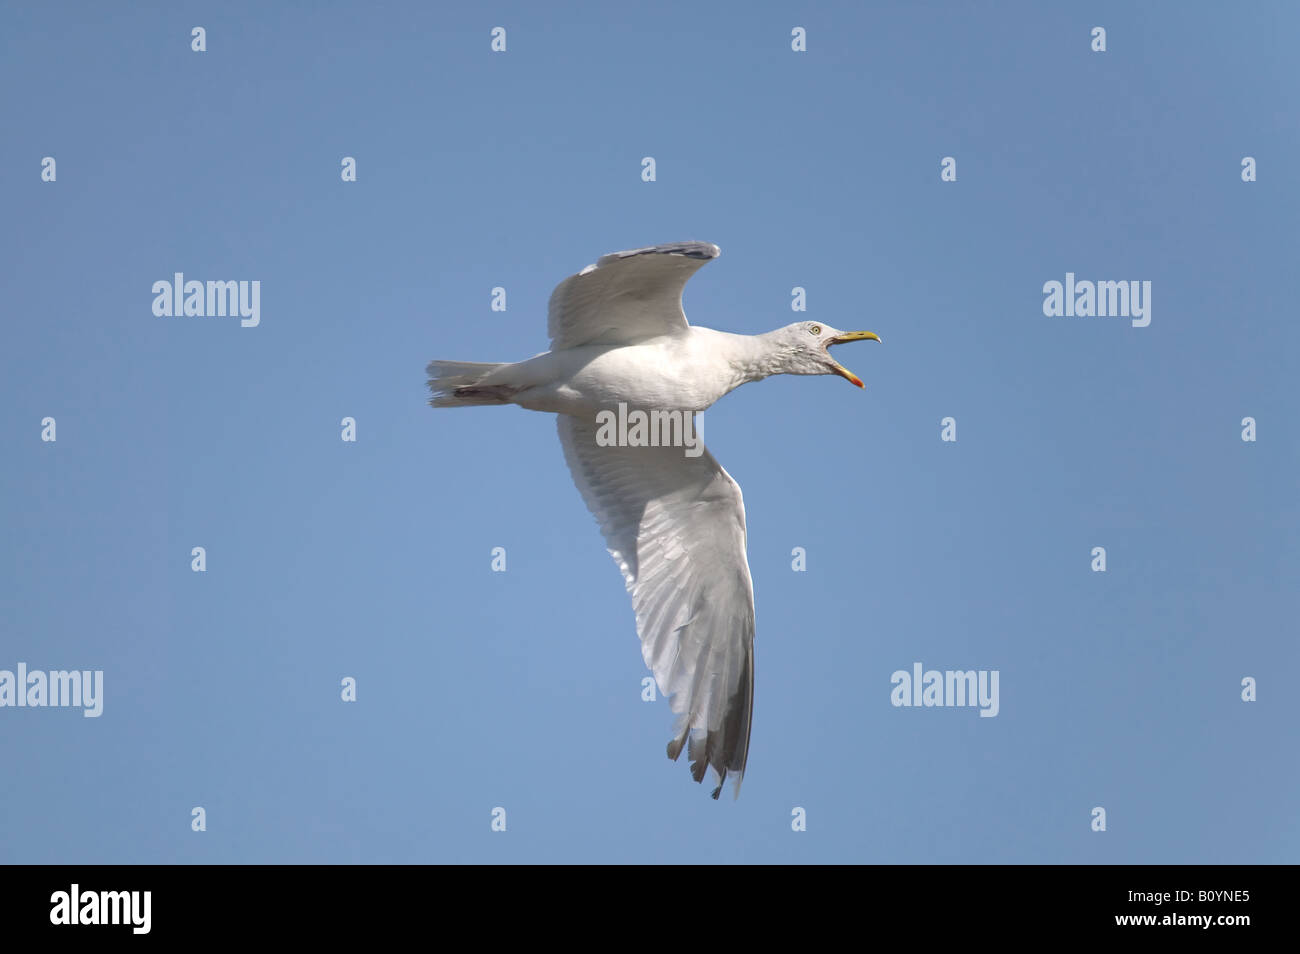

left=556, top=413, right=755, bottom=798
left=546, top=242, right=719, bottom=350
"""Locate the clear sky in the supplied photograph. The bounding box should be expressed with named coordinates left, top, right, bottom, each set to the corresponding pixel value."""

left=2, top=1, right=1296, bottom=863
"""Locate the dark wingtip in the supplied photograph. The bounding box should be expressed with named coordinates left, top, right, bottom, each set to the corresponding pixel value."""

left=666, top=731, right=687, bottom=762
left=599, top=241, right=720, bottom=266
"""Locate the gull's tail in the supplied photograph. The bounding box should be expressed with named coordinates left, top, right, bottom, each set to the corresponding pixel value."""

left=426, top=360, right=514, bottom=407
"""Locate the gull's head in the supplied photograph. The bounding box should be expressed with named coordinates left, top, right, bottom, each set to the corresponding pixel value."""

left=770, top=321, right=881, bottom=388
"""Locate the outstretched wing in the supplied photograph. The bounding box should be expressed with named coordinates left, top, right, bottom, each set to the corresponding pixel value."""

left=547, top=242, right=720, bottom=350
left=556, top=414, right=755, bottom=799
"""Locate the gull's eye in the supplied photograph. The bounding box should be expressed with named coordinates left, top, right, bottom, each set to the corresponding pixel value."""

left=808, top=324, right=821, bottom=336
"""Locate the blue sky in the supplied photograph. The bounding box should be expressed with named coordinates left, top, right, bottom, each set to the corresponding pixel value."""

left=2, top=1, right=1296, bottom=863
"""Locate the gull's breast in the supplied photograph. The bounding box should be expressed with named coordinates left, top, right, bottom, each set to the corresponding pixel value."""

left=555, top=338, right=723, bottom=412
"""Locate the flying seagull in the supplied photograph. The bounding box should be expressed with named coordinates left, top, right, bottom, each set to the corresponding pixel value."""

left=428, top=242, right=879, bottom=798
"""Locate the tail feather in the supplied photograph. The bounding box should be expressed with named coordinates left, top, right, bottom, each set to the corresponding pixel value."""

left=426, top=360, right=513, bottom=407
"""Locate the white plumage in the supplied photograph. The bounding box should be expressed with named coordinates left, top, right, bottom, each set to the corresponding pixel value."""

left=429, top=242, right=879, bottom=798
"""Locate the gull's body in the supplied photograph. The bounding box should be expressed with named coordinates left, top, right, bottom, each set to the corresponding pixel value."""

left=427, top=242, right=878, bottom=798
left=466, top=328, right=774, bottom=414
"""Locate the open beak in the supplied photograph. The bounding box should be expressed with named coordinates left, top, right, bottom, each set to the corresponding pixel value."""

left=824, top=331, right=880, bottom=388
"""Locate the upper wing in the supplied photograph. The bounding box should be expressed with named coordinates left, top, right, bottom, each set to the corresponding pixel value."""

left=557, top=414, right=755, bottom=799
left=547, top=242, right=720, bottom=350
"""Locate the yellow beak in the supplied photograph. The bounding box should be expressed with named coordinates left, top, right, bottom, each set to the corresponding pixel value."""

left=825, top=331, right=881, bottom=388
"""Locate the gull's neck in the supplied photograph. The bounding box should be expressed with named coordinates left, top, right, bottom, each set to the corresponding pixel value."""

left=701, top=328, right=790, bottom=392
